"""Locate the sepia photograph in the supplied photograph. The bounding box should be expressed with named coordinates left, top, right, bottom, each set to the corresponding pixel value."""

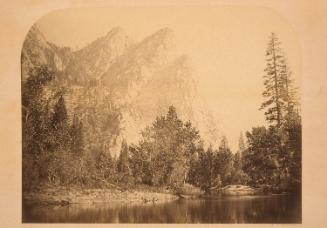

left=19, top=5, right=303, bottom=224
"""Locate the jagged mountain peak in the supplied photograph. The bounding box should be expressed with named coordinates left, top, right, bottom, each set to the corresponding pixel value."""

left=21, top=25, right=71, bottom=80
left=136, top=27, right=175, bottom=52
left=145, top=27, right=174, bottom=40
left=101, top=27, right=130, bottom=47
left=24, top=25, right=50, bottom=49
left=63, top=27, right=132, bottom=83
left=105, top=27, right=126, bottom=37
left=76, top=26, right=131, bottom=55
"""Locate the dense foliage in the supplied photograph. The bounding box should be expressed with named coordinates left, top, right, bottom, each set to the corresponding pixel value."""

left=129, top=106, right=201, bottom=190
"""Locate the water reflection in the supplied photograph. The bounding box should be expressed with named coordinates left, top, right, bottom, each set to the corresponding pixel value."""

left=23, top=194, right=301, bottom=223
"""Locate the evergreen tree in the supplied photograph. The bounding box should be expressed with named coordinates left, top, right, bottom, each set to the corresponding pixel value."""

left=197, top=146, right=218, bottom=191
left=187, top=146, right=203, bottom=187
left=216, top=137, right=234, bottom=185
left=52, top=95, right=68, bottom=128
left=51, top=94, right=70, bottom=151
left=279, top=60, right=298, bottom=118
left=260, top=33, right=287, bottom=127
left=231, top=151, right=249, bottom=185
left=70, top=114, right=84, bottom=156
left=219, top=136, right=229, bottom=151
left=238, top=131, right=245, bottom=154
left=205, top=146, right=216, bottom=189
left=243, top=127, right=284, bottom=187
left=117, top=140, right=132, bottom=184
left=254, top=32, right=302, bottom=192
left=233, top=152, right=242, bottom=171
left=129, top=143, right=151, bottom=185
left=136, top=105, right=201, bottom=189
left=94, top=147, right=114, bottom=182
left=286, top=114, right=301, bottom=191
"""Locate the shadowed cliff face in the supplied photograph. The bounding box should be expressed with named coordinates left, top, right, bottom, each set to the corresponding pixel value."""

left=21, top=26, right=219, bottom=156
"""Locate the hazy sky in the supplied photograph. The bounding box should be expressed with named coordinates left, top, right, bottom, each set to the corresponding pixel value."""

left=35, top=6, right=301, bottom=151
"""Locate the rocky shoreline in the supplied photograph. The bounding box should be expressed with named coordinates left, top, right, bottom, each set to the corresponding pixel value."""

left=23, top=184, right=287, bottom=207
left=23, top=185, right=179, bottom=206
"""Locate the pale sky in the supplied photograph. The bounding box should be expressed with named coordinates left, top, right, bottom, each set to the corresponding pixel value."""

left=35, top=6, right=301, bottom=151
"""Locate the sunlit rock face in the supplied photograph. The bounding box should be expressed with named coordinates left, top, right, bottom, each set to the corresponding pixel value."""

left=22, top=26, right=219, bottom=156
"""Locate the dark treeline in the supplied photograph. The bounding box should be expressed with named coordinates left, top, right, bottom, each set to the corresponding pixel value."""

left=22, top=33, right=301, bottom=194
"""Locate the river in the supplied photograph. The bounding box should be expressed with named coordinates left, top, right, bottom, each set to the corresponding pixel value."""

left=23, top=194, right=301, bottom=223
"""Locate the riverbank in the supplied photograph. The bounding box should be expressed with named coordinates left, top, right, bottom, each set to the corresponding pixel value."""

left=23, top=183, right=294, bottom=206
left=23, top=184, right=179, bottom=206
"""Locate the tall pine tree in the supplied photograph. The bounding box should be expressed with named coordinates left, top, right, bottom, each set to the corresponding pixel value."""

left=117, top=140, right=132, bottom=184
left=260, top=33, right=287, bottom=127
left=52, top=94, right=70, bottom=151
left=238, top=131, right=245, bottom=154
left=70, top=114, right=84, bottom=156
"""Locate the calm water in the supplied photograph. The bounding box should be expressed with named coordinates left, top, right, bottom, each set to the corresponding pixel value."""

left=23, top=194, right=301, bottom=223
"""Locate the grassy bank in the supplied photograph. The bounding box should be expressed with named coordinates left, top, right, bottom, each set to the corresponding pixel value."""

left=23, top=184, right=179, bottom=206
